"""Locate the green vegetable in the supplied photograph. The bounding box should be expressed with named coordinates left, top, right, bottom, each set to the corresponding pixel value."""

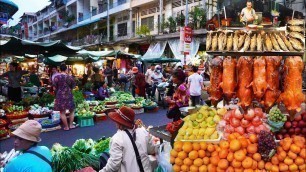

left=39, top=93, right=55, bottom=106
left=73, top=90, right=84, bottom=106
left=94, top=137, right=110, bottom=154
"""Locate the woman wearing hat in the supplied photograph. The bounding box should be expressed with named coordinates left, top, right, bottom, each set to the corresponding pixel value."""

left=100, top=106, right=157, bottom=172
left=3, top=120, right=52, bottom=172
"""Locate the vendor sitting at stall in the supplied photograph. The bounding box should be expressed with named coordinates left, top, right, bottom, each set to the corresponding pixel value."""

left=240, top=1, right=256, bottom=24
left=96, top=81, right=109, bottom=101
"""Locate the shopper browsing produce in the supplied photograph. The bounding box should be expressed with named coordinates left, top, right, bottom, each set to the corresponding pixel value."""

left=100, top=106, right=158, bottom=172
left=53, top=64, right=77, bottom=131
left=3, top=120, right=52, bottom=172
left=188, top=66, right=205, bottom=106
left=0, top=62, right=28, bottom=102
left=97, top=81, right=109, bottom=101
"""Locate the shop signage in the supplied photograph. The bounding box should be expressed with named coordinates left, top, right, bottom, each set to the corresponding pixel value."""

left=179, top=26, right=193, bottom=55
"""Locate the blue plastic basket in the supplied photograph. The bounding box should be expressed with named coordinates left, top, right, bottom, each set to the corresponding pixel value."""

left=77, top=117, right=94, bottom=127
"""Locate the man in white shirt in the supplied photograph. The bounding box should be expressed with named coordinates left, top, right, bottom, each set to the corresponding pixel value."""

left=240, top=1, right=256, bottom=24
left=145, top=64, right=155, bottom=98
left=188, top=66, right=205, bottom=106
left=151, top=65, right=165, bottom=100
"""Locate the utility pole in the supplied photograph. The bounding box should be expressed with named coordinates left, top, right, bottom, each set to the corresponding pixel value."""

left=107, top=0, right=110, bottom=42
left=159, top=0, right=163, bottom=33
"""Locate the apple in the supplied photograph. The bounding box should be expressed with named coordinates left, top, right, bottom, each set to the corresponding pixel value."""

left=292, top=121, right=298, bottom=128
left=280, top=128, right=287, bottom=134
left=302, top=128, right=306, bottom=134
left=302, top=113, right=306, bottom=122
left=276, top=134, right=283, bottom=140
left=294, top=128, right=301, bottom=134
left=298, top=120, right=306, bottom=128
left=284, top=121, right=292, bottom=129
left=294, top=115, right=302, bottom=121
left=289, top=128, right=295, bottom=134
left=284, top=134, right=290, bottom=138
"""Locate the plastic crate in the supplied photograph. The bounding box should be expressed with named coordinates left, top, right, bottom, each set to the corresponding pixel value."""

left=77, top=117, right=94, bottom=127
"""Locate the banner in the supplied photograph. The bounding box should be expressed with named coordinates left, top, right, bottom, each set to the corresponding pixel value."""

left=183, top=26, right=192, bottom=55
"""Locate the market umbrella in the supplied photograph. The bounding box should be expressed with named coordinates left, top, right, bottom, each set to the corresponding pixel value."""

left=140, top=57, right=181, bottom=63
left=44, top=54, right=100, bottom=66
left=0, top=0, right=18, bottom=18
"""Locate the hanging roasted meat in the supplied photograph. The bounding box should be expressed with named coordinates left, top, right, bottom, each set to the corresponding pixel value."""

left=237, top=56, right=253, bottom=109
left=253, top=56, right=267, bottom=102
left=278, top=56, right=305, bottom=120
left=263, top=56, right=282, bottom=110
left=220, top=57, right=237, bottom=103
left=208, top=57, right=223, bottom=107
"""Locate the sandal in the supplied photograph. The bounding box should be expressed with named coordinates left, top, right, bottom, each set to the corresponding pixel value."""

left=69, top=124, right=78, bottom=129
left=63, top=127, right=70, bottom=131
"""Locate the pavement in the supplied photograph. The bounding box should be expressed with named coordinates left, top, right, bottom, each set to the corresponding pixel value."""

left=0, top=108, right=172, bottom=152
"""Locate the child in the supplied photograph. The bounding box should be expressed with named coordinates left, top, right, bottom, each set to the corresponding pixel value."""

left=97, top=82, right=109, bottom=101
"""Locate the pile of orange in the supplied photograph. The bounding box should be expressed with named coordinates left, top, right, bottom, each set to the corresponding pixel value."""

left=170, top=133, right=305, bottom=172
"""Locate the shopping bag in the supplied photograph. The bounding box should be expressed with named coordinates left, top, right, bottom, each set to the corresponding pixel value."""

left=154, top=142, right=172, bottom=172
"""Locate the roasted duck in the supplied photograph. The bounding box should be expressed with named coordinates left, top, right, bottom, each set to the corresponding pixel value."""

left=211, top=33, right=218, bottom=51
left=257, top=33, right=263, bottom=52
left=263, top=56, right=282, bottom=110
left=220, top=57, right=237, bottom=103
left=250, top=33, right=257, bottom=51
left=288, top=19, right=304, bottom=25
left=233, top=31, right=239, bottom=51
left=288, top=26, right=304, bottom=32
left=275, top=33, right=288, bottom=51
left=280, top=34, right=294, bottom=51
left=289, top=37, right=303, bottom=51
left=252, top=56, right=267, bottom=102
left=270, top=33, right=280, bottom=51
left=208, top=57, right=223, bottom=107
left=243, top=34, right=251, bottom=51
left=226, top=33, right=233, bottom=51
left=237, top=57, right=253, bottom=109
left=218, top=32, right=226, bottom=51
left=206, top=31, right=212, bottom=51
left=289, top=32, right=304, bottom=42
left=238, top=33, right=246, bottom=49
left=278, top=56, right=305, bottom=120
left=264, top=34, right=273, bottom=51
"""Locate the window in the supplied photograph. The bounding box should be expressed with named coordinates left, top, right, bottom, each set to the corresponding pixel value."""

left=117, top=22, right=127, bottom=37
left=141, top=16, right=154, bottom=31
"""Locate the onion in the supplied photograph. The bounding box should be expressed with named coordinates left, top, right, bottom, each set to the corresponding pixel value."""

left=246, top=125, right=255, bottom=133
left=252, top=116, right=262, bottom=126
left=230, top=117, right=241, bottom=128
left=241, top=119, right=250, bottom=128
left=225, top=125, right=235, bottom=133
left=235, top=126, right=245, bottom=135
left=223, top=111, right=232, bottom=122
left=244, top=109, right=255, bottom=121
left=234, top=109, right=244, bottom=119
left=254, top=108, right=263, bottom=118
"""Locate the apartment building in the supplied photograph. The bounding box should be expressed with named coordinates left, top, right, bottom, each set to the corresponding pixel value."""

left=20, top=0, right=206, bottom=48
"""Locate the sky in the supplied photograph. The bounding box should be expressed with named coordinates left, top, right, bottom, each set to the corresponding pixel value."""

left=9, top=0, right=51, bottom=26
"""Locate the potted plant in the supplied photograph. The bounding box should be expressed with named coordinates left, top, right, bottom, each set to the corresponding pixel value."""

left=136, top=25, right=151, bottom=37
left=189, top=6, right=207, bottom=29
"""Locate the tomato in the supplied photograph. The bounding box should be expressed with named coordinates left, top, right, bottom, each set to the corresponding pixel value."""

left=252, top=116, right=262, bottom=126
left=246, top=125, right=255, bottom=133
left=244, top=109, right=255, bottom=121
left=241, top=119, right=250, bottom=128
left=225, top=125, right=235, bottom=133
left=230, top=117, right=241, bottom=127
left=254, top=108, right=264, bottom=118
left=223, top=111, right=233, bottom=122
left=235, top=126, right=245, bottom=135
left=234, top=109, right=244, bottom=119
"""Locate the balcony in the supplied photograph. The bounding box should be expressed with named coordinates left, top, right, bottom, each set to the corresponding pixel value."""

left=78, top=13, right=91, bottom=22
left=71, top=34, right=105, bottom=46
left=110, top=0, right=128, bottom=9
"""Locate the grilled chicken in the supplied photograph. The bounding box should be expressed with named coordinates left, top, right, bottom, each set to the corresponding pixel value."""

left=280, top=33, right=294, bottom=51
left=265, top=34, right=273, bottom=51
left=252, top=56, right=267, bottom=102
left=208, top=57, right=223, bottom=107
left=263, top=56, right=282, bottom=110
left=218, top=32, right=226, bottom=51
left=237, top=56, right=253, bottom=110
left=233, top=31, right=239, bottom=51
left=289, top=32, right=304, bottom=42
left=243, top=34, right=251, bottom=51
left=270, top=33, right=281, bottom=51
left=275, top=33, right=288, bottom=51
left=250, top=33, right=257, bottom=51
left=289, top=37, right=303, bottom=51
left=257, top=33, right=263, bottom=52
left=278, top=56, right=305, bottom=120
left=288, top=26, right=304, bottom=32
left=206, top=31, right=212, bottom=51
left=226, top=33, right=233, bottom=51
left=288, top=19, right=304, bottom=25
left=238, top=33, right=246, bottom=49
left=220, top=57, right=237, bottom=103
left=211, top=33, right=218, bottom=51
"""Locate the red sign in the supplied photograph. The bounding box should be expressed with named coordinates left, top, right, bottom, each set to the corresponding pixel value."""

left=184, top=26, right=192, bottom=55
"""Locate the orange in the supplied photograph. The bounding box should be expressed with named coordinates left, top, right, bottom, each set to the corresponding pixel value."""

left=279, top=163, right=289, bottom=172
left=247, top=144, right=258, bottom=154
left=205, top=150, right=211, bottom=157
left=210, top=156, right=220, bottom=166
left=240, top=138, right=249, bottom=148
left=193, top=142, right=201, bottom=151
left=242, top=157, right=253, bottom=169
left=174, top=141, right=183, bottom=152
left=181, top=164, right=190, bottom=172
left=194, top=158, right=204, bottom=167
left=284, top=157, right=294, bottom=165
left=207, top=164, right=217, bottom=172
left=215, top=145, right=221, bottom=152
left=234, top=167, right=244, bottom=172
left=265, top=162, right=273, bottom=171
left=228, top=133, right=237, bottom=141
left=294, top=156, right=304, bottom=166
left=183, top=142, right=193, bottom=153
left=170, top=149, right=178, bottom=158
left=175, top=157, right=183, bottom=166
left=189, top=150, right=199, bottom=160
left=173, top=164, right=180, bottom=172
left=170, top=156, right=175, bottom=164
left=290, top=144, right=301, bottom=154
left=300, top=148, right=306, bottom=159
left=243, top=169, right=254, bottom=172
left=278, top=151, right=287, bottom=161
left=289, top=164, right=298, bottom=172
left=227, top=151, right=234, bottom=162
left=293, top=136, right=305, bottom=148
left=203, top=157, right=210, bottom=165
left=230, top=139, right=242, bottom=151
left=271, top=165, right=279, bottom=172
left=219, top=149, right=229, bottom=159
left=218, top=159, right=229, bottom=170
left=199, top=165, right=208, bottom=172
left=220, top=140, right=229, bottom=149
left=299, top=164, right=306, bottom=171
left=251, top=160, right=258, bottom=170
left=271, top=155, right=279, bottom=165
left=249, top=134, right=258, bottom=143
left=198, top=149, right=206, bottom=158
left=257, top=160, right=265, bottom=169
left=288, top=151, right=297, bottom=159
left=190, top=165, right=199, bottom=172
left=212, top=151, right=219, bottom=157
left=232, top=159, right=242, bottom=168
left=277, top=146, right=284, bottom=153
left=233, top=132, right=241, bottom=138
left=183, top=157, right=193, bottom=166
left=252, top=153, right=261, bottom=161
left=207, top=144, right=215, bottom=152
left=234, top=150, right=246, bottom=161
left=200, top=142, right=207, bottom=150
left=178, top=151, right=188, bottom=160
left=216, top=167, right=226, bottom=172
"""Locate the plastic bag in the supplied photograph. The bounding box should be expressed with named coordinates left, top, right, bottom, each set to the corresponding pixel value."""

left=154, top=142, right=172, bottom=172
left=267, top=118, right=284, bottom=132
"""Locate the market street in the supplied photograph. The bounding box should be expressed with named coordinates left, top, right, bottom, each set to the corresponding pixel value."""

left=0, top=109, right=171, bottom=152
